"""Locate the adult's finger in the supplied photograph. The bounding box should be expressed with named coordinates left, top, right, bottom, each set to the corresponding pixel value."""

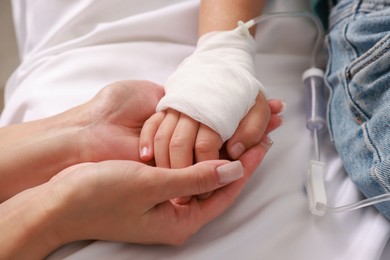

left=153, top=160, right=244, bottom=202
left=268, top=99, right=285, bottom=115
left=194, top=140, right=272, bottom=225
left=265, top=114, right=283, bottom=135
left=264, top=99, right=284, bottom=134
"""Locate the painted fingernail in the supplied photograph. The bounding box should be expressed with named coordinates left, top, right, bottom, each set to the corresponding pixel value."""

left=280, top=101, right=287, bottom=113
left=216, top=161, right=243, bottom=185
left=230, top=142, right=246, bottom=159
left=140, top=146, right=150, bottom=159
left=260, top=135, right=274, bottom=150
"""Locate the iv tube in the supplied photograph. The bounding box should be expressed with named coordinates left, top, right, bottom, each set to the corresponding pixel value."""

left=242, top=12, right=390, bottom=216
left=243, top=12, right=325, bottom=68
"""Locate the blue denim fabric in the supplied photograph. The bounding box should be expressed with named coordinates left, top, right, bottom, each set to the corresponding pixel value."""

left=326, top=0, right=390, bottom=219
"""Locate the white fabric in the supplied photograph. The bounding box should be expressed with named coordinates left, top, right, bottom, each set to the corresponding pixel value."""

left=2, top=0, right=390, bottom=259
left=157, top=26, right=263, bottom=141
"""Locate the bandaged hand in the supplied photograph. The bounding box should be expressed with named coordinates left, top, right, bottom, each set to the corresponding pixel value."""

left=139, top=25, right=270, bottom=170
left=157, top=24, right=266, bottom=142
left=138, top=95, right=281, bottom=203
left=139, top=92, right=274, bottom=165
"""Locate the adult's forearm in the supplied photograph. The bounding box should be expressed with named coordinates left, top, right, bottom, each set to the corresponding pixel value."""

left=0, top=183, right=65, bottom=259
left=0, top=108, right=87, bottom=202
left=199, top=0, right=265, bottom=36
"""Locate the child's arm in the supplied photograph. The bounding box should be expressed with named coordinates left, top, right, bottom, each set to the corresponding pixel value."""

left=139, top=0, right=268, bottom=168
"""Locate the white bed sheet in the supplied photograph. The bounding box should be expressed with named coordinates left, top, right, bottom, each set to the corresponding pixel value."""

left=2, top=0, right=390, bottom=259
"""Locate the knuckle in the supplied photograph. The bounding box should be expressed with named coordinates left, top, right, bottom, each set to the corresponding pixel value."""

left=241, top=124, right=263, bottom=139
left=191, top=169, right=211, bottom=195
left=195, top=139, right=215, bottom=155
left=169, top=136, right=188, bottom=151
left=144, top=112, right=164, bottom=126
left=154, top=131, right=168, bottom=144
left=142, top=119, right=155, bottom=131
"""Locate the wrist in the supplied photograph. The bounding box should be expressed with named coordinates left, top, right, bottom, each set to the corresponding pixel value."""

left=158, top=28, right=262, bottom=142
left=199, top=0, right=264, bottom=36
left=0, top=183, right=69, bottom=259
left=0, top=106, right=89, bottom=201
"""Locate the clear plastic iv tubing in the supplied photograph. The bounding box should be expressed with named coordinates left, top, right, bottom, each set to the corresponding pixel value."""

left=244, top=12, right=390, bottom=215
left=243, top=11, right=325, bottom=67
left=318, top=193, right=390, bottom=214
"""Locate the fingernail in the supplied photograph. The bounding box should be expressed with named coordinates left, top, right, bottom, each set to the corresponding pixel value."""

left=216, top=161, right=243, bottom=185
left=140, top=146, right=149, bottom=159
left=281, top=101, right=287, bottom=112
left=260, top=135, right=274, bottom=150
left=230, top=142, right=246, bottom=159
left=279, top=100, right=287, bottom=114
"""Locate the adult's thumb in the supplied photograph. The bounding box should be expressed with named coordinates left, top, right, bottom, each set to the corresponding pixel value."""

left=157, top=160, right=243, bottom=201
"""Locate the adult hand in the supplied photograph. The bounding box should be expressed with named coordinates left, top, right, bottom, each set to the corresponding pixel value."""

left=50, top=160, right=244, bottom=246
left=78, top=80, right=164, bottom=163
left=197, top=97, right=282, bottom=200
left=0, top=100, right=276, bottom=260
left=54, top=132, right=272, bottom=255
left=1, top=159, right=244, bottom=259
left=0, top=80, right=164, bottom=201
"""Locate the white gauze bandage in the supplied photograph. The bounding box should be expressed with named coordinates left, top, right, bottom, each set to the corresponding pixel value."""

left=156, top=23, right=265, bottom=142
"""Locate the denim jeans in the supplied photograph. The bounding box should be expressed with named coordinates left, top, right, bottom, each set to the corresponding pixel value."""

left=326, top=0, right=390, bottom=219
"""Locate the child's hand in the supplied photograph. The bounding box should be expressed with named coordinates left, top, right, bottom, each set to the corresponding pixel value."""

left=139, top=109, right=223, bottom=168
left=139, top=93, right=283, bottom=203
left=139, top=92, right=282, bottom=168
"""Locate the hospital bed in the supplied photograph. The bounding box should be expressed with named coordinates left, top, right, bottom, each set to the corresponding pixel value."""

left=2, top=0, right=389, bottom=259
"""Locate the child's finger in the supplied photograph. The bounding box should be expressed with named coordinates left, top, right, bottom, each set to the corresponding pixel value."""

left=154, top=109, right=180, bottom=168
left=195, top=124, right=223, bottom=163
left=139, top=112, right=166, bottom=162
left=169, top=114, right=199, bottom=169
left=226, top=93, right=271, bottom=160
left=193, top=125, right=223, bottom=201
